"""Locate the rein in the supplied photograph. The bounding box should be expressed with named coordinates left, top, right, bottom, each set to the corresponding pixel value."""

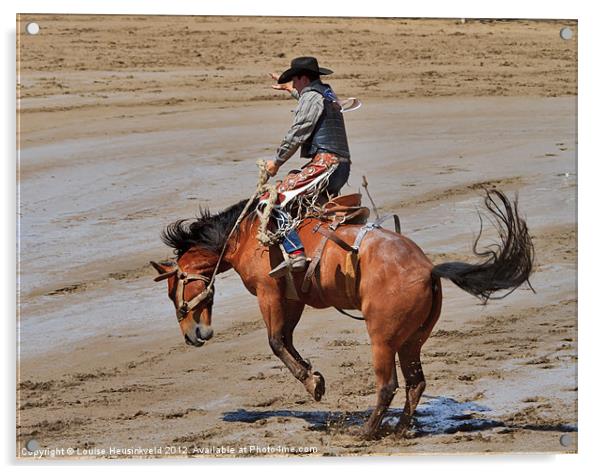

left=200, top=160, right=271, bottom=299
left=156, top=160, right=271, bottom=320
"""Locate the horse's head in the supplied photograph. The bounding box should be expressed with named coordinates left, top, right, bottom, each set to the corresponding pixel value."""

left=151, top=255, right=215, bottom=348
left=154, top=201, right=250, bottom=347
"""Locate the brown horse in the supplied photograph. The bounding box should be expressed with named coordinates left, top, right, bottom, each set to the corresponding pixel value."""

left=151, top=189, right=533, bottom=439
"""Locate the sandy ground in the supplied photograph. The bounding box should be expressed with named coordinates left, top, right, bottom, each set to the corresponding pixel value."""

left=16, top=16, right=577, bottom=458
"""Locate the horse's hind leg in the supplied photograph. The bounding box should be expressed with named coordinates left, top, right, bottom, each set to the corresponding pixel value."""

left=396, top=278, right=442, bottom=437
left=360, top=342, right=399, bottom=439
left=396, top=342, right=426, bottom=437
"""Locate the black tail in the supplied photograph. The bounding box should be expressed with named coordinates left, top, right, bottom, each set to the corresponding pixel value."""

left=432, top=189, right=534, bottom=304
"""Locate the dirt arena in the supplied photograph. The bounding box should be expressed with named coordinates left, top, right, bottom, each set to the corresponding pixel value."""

left=16, top=15, right=577, bottom=457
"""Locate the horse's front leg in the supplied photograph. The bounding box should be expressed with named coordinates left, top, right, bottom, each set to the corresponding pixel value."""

left=258, top=294, right=325, bottom=401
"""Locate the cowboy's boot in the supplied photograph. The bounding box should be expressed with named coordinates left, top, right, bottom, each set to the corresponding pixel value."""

left=269, top=252, right=308, bottom=279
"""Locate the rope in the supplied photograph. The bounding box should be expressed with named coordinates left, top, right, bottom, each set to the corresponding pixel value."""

left=256, top=162, right=339, bottom=246
left=205, top=160, right=273, bottom=293
left=207, top=159, right=339, bottom=288
left=256, top=160, right=280, bottom=246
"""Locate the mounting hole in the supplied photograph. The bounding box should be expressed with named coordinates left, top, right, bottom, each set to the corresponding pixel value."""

left=559, top=27, right=573, bottom=40
left=26, top=22, right=40, bottom=35
left=559, top=433, right=574, bottom=447
left=25, top=439, right=40, bottom=452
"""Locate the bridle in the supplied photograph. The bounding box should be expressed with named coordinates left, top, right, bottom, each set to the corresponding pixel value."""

left=153, top=263, right=214, bottom=322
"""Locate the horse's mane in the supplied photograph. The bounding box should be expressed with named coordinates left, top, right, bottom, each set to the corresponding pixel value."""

left=161, top=198, right=258, bottom=257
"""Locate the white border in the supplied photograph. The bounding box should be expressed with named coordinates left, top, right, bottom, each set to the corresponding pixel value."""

left=5, top=0, right=583, bottom=18
left=3, top=1, right=600, bottom=473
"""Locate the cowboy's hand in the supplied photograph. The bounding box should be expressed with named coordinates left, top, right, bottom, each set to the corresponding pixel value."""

left=268, top=72, right=292, bottom=92
left=265, top=160, right=280, bottom=177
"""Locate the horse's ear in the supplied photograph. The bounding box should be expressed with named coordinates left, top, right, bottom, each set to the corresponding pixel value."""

left=150, top=260, right=174, bottom=274
left=150, top=260, right=176, bottom=281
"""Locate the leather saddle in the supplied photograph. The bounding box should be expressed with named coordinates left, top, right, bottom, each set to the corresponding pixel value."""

left=318, top=193, right=370, bottom=227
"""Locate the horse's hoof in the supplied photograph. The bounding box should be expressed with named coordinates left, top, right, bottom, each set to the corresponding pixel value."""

left=393, top=426, right=410, bottom=440
left=395, top=415, right=413, bottom=438
left=305, top=371, right=325, bottom=401
left=349, top=425, right=376, bottom=440
left=313, top=371, right=326, bottom=401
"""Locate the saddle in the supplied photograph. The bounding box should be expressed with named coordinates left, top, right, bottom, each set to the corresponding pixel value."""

left=278, top=193, right=401, bottom=321
left=317, top=193, right=371, bottom=228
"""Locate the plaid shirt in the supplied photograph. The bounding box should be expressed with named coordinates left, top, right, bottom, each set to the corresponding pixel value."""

left=275, top=81, right=324, bottom=166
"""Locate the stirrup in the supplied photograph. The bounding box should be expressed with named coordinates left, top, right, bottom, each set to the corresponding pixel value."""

left=269, top=255, right=307, bottom=279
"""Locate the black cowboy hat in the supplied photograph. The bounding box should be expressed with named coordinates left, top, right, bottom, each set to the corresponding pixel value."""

left=277, top=56, right=334, bottom=84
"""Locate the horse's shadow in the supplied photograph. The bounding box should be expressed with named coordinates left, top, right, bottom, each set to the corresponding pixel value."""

left=222, top=395, right=577, bottom=437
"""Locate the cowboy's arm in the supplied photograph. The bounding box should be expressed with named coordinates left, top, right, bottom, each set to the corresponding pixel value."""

left=270, top=82, right=299, bottom=100
left=264, top=73, right=302, bottom=176
left=268, top=72, right=299, bottom=99
left=271, top=91, right=323, bottom=172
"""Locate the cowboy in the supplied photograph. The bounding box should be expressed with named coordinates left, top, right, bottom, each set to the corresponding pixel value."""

left=266, top=56, right=351, bottom=278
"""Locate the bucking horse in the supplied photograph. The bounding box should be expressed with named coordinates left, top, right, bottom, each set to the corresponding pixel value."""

left=151, top=188, right=533, bottom=439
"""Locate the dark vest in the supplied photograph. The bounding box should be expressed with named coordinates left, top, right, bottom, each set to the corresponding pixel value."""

left=300, top=82, right=351, bottom=159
